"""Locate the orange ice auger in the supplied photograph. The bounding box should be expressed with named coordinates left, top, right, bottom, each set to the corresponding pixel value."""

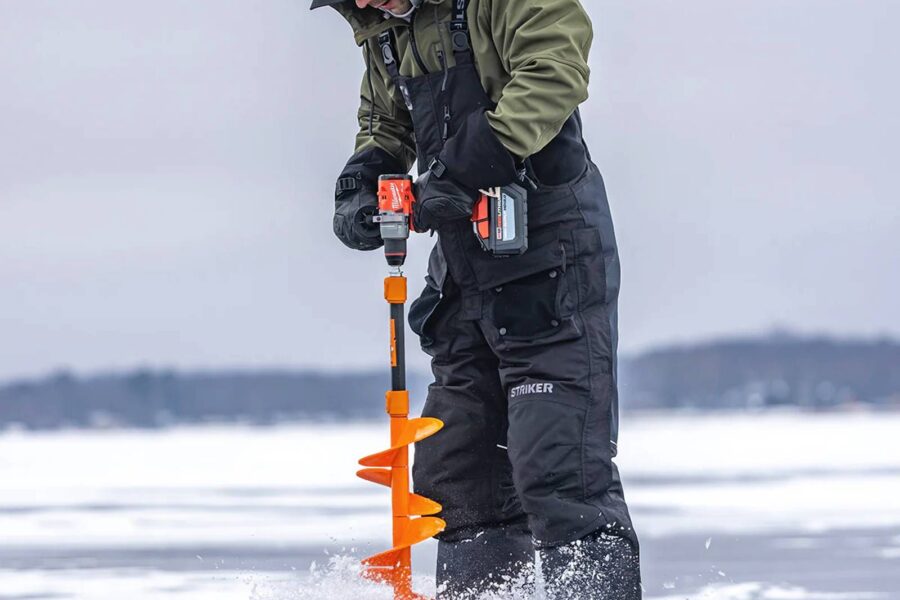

left=358, top=175, right=445, bottom=599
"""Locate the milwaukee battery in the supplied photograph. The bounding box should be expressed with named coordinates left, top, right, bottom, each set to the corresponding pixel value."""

left=471, top=182, right=528, bottom=256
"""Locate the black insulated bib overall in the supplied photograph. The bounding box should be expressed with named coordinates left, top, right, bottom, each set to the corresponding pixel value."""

left=377, top=1, right=638, bottom=552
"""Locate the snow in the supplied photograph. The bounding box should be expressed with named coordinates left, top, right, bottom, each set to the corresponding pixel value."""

left=617, top=411, right=900, bottom=476
left=0, top=569, right=261, bottom=600
left=618, top=411, right=900, bottom=536
left=1, top=411, right=898, bottom=598
left=650, top=582, right=887, bottom=600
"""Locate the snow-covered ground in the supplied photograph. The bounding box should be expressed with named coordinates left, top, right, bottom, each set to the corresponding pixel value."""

left=1, top=411, right=899, bottom=599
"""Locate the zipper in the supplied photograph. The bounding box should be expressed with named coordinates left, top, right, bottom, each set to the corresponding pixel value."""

left=436, top=49, right=449, bottom=92
left=442, top=105, right=451, bottom=141
left=436, top=49, right=451, bottom=139
left=408, top=11, right=429, bottom=74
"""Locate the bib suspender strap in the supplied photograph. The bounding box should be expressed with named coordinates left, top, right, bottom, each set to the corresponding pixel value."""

left=378, top=30, right=414, bottom=110
left=378, top=31, right=402, bottom=80
left=449, top=0, right=473, bottom=66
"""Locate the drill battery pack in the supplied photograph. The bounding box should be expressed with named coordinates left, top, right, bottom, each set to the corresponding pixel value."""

left=471, top=182, right=528, bottom=257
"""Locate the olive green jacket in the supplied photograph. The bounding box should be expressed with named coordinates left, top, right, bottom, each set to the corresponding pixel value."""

left=329, top=0, right=593, bottom=169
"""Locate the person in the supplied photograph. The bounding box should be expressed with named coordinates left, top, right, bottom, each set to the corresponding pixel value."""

left=313, top=0, right=642, bottom=597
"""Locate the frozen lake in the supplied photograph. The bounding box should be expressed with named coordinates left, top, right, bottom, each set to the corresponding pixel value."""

left=1, top=412, right=899, bottom=599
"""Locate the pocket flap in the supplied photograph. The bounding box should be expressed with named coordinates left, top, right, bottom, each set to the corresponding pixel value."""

left=468, top=229, right=564, bottom=290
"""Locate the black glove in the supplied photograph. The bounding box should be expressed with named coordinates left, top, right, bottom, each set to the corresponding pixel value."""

left=333, top=147, right=405, bottom=251
left=413, top=169, right=478, bottom=233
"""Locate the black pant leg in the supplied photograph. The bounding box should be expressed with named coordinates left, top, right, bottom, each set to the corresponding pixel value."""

left=410, top=275, right=526, bottom=541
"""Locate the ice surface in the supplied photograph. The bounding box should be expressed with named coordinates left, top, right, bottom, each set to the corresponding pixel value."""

left=1, top=411, right=899, bottom=598
left=250, top=555, right=398, bottom=600
left=649, top=582, right=887, bottom=599
left=0, top=569, right=266, bottom=600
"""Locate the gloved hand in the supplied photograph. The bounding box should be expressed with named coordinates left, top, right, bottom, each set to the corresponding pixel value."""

left=333, top=185, right=381, bottom=251
left=412, top=170, right=477, bottom=233
left=413, top=110, right=520, bottom=232
left=333, top=147, right=406, bottom=251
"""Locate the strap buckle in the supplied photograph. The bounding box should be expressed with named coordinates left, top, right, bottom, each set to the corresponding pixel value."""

left=378, top=31, right=396, bottom=65
left=450, top=29, right=469, bottom=52
left=337, top=176, right=359, bottom=194
left=428, top=158, right=448, bottom=179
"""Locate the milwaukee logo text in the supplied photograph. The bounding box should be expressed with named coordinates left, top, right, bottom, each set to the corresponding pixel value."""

left=389, top=183, right=404, bottom=211
left=509, top=382, right=555, bottom=398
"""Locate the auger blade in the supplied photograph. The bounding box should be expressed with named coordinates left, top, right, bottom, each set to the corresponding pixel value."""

left=361, top=517, right=446, bottom=575
left=361, top=519, right=446, bottom=585
left=361, top=550, right=402, bottom=586
left=360, top=567, right=432, bottom=600
left=404, top=417, right=444, bottom=442
left=357, top=448, right=398, bottom=468
left=362, top=547, right=405, bottom=572
left=356, top=467, right=391, bottom=487
left=408, top=493, right=442, bottom=516
left=358, top=418, right=444, bottom=467
left=360, top=564, right=393, bottom=585
left=398, top=516, right=446, bottom=547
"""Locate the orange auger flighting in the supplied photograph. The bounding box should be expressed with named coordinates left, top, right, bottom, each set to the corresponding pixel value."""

left=357, top=176, right=445, bottom=599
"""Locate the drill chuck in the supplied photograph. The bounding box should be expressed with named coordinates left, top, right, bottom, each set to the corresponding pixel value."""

left=383, top=239, right=407, bottom=267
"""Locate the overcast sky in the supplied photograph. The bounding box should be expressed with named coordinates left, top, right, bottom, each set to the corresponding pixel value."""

left=1, top=0, right=898, bottom=381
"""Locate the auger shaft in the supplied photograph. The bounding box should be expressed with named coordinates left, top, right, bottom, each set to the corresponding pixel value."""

left=388, top=280, right=407, bottom=391
left=386, top=275, right=413, bottom=598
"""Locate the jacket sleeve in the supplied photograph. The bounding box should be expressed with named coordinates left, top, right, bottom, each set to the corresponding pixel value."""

left=353, top=42, right=417, bottom=171
left=482, top=0, right=593, bottom=160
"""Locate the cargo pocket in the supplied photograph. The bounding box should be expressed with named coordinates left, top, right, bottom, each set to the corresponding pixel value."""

left=508, top=396, right=586, bottom=501
left=475, top=232, right=580, bottom=348
left=570, top=227, right=608, bottom=310
left=408, top=282, right=442, bottom=348
left=490, top=266, right=567, bottom=340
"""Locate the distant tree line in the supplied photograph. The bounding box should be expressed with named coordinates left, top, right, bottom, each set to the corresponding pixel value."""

left=618, top=334, right=900, bottom=410
left=1, top=335, right=898, bottom=430
left=0, top=369, right=429, bottom=430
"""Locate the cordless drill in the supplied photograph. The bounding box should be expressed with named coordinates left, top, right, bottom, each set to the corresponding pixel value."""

left=374, top=174, right=415, bottom=267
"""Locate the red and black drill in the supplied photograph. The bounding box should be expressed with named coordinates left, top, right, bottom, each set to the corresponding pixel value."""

left=374, top=174, right=416, bottom=268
